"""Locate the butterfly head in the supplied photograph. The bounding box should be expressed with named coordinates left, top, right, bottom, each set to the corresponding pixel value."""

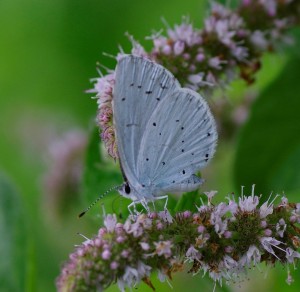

left=118, top=182, right=139, bottom=201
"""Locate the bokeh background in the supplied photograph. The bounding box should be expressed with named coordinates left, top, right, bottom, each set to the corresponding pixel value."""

left=1, top=0, right=300, bottom=291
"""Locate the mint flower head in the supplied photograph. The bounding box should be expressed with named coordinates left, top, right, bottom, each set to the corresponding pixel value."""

left=43, top=130, right=87, bottom=213
left=91, top=0, right=300, bottom=159
left=57, top=187, right=300, bottom=291
left=90, top=73, right=118, bottom=159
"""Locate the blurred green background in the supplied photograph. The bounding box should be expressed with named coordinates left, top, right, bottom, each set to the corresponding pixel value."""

left=0, top=0, right=300, bottom=291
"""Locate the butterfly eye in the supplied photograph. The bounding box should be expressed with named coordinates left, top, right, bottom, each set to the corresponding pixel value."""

left=125, top=183, right=131, bottom=194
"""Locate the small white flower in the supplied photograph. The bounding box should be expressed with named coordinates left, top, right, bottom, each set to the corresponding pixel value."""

left=260, top=237, right=284, bottom=259
left=123, top=266, right=139, bottom=286
left=276, top=218, right=287, bottom=238
left=136, top=261, right=152, bottom=277
left=195, top=234, right=209, bottom=248
left=204, top=190, right=218, bottom=204
left=210, top=211, right=228, bottom=237
left=153, top=36, right=168, bottom=50
left=280, top=196, right=289, bottom=206
left=260, top=201, right=273, bottom=218
left=286, top=247, right=300, bottom=264
left=227, top=199, right=238, bottom=215
left=231, top=45, right=248, bottom=61
left=186, top=245, right=200, bottom=261
left=188, top=73, right=204, bottom=85
left=123, top=219, right=143, bottom=238
left=167, top=21, right=202, bottom=46
left=137, top=214, right=152, bottom=229
left=250, top=30, right=268, bottom=50
left=260, top=194, right=278, bottom=218
left=157, top=270, right=167, bottom=282
left=208, top=57, right=225, bottom=70
left=154, top=240, right=173, bottom=257
left=239, top=245, right=261, bottom=267
left=223, top=255, right=238, bottom=270
left=215, top=19, right=235, bottom=46
left=140, top=242, right=150, bottom=251
left=173, top=40, right=185, bottom=55
left=259, top=0, right=277, bottom=16
left=104, top=214, right=117, bottom=233
left=239, top=195, right=259, bottom=213
left=158, top=210, right=173, bottom=223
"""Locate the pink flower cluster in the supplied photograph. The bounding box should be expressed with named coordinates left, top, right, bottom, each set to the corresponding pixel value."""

left=57, top=188, right=300, bottom=291
left=43, top=130, right=87, bottom=213
left=91, top=0, right=300, bottom=158
left=90, top=73, right=118, bottom=159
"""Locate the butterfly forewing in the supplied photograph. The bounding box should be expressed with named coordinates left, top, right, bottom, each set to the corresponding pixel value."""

left=113, top=55, right=180, bottom=184
left=136, top=88, right=217, bottom=193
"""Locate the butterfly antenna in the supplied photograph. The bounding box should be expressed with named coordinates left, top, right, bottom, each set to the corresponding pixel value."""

left=78, top=184, right=122, bottom=218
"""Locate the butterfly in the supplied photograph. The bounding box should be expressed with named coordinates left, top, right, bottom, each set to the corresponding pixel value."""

left=113, top=55, right=218, bottom=211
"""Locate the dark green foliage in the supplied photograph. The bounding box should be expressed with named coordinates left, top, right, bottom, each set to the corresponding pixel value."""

left=234, top=53, right=300, bottom=199
left=174, top=191, right=203, bottom=212
left=81, top=126, right=124, bottom=217
left=0, top=172, right=28, bottom=292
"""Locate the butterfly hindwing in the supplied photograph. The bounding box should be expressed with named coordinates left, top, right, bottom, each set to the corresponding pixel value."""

left=136, top=88, right=217, bottom=195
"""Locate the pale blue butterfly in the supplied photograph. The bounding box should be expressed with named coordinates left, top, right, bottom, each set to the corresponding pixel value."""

left=113, top=55, right=217, bottom=212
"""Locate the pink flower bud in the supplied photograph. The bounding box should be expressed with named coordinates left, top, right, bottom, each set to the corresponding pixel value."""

left=110, top=261, right=119, bottom=270
left=261, top=220, right=267, bottom=228
left=264, top=229, right=272, bottom=236
left=197, top=225, right=205, bottom=233
left=101, top=250, right=111, bottom=260
left=225, top=246, right=234, bottom=253
left=183, top=211, right=191, bottom=218
left=196, top=53, right=205, bottom=62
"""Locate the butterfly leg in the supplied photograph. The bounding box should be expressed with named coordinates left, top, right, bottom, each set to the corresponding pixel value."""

left=127, top=201, right=134, bottom=216
left=127, top=201, right=140, bottom=216
left=140, top=198, right=150, bottom=213
left=151, top=200, right=156, bottom=211
left=163, top=196, right=168, bottom=210
left=154, top=195, right=169, bottom=210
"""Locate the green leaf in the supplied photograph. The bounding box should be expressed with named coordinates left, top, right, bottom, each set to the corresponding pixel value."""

left=0, top=172, right=28, bottom=292
left=234, top=53, right=300, bottom=199
left=174, top=191, right=202, bottom=212
left=81, top=126, right=123, bottom=216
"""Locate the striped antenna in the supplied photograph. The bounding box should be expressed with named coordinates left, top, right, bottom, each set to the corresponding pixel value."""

left=78, top=184, right=122, bottom=218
